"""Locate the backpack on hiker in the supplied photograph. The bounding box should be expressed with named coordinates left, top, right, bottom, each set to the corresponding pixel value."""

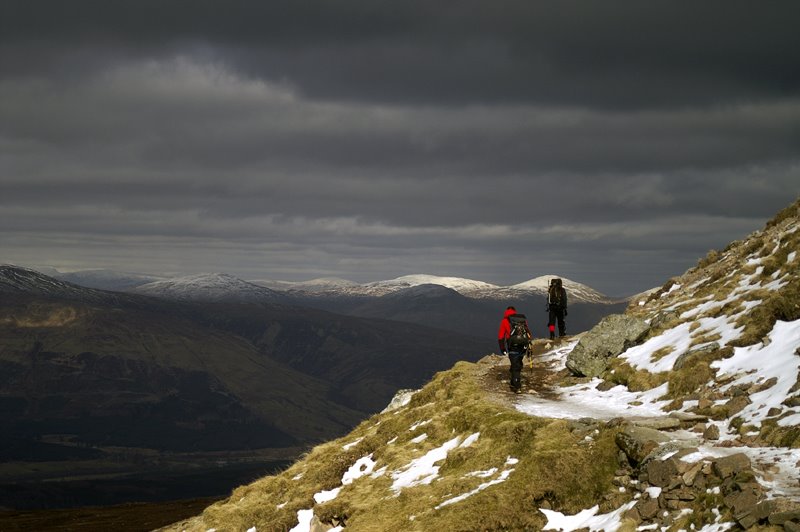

left=548, top=278, right=565, bottom=308
left=506, top=313, right=532, bottom=352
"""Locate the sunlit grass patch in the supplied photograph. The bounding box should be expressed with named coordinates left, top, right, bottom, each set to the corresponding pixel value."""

left=665, top=347, right=731, bottom=400
left=605, top=359, right=669, bottom=392
left=196, top=360, right=630, bottom=531
left=730, top=277, right=800, bottom=347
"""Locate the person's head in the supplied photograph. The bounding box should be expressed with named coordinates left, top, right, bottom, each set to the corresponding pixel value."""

left=506, top=306, right=516, bottom=312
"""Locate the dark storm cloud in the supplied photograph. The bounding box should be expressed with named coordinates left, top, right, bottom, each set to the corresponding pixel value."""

left=1, top=1, right=799, bottom=295
left=3, top=1, right=800, bottom=108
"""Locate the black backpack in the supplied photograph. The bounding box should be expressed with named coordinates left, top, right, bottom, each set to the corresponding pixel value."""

left=507, top=314, right=531, bottom=351
left=549, top=282, right=565, bottom=307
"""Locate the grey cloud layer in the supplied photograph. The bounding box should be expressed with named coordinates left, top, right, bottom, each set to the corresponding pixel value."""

left=1, top=1, right=799, bottom=294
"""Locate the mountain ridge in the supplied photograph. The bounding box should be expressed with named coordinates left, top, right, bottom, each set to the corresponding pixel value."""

left=161, top=197, right=800, bottom=532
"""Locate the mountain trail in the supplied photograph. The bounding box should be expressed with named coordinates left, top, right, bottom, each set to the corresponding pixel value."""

left=475, top=336, right=576, bottom=406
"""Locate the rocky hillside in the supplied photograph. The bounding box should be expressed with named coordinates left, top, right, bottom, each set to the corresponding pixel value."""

left=162, top=198, right=800, bottom=532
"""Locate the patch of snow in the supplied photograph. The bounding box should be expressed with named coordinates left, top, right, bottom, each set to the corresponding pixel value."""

left=788, top=251, right=797, bottom=263
left=696, top=523, right=734, bottom=532
left=342, top=437, right=363, bottom=450
left=660, top=283, right=681, bottom=298
left=391, top=436, right=462, bottom=493
left=646, top=487, right=662, bottom=499
left=517, top=381, right=670, bottom=421
left=371, top=466, right=388, bottom=479
left=342, top=455, right=377, bottom=484
left=466, top=467, right=499, bottom=479
left=314, top=488, right=340, bottom=504
left=411, top=433, right=428, bottom=444
left=436, top=467, right=515, bottom=509
left=459, top=432, right=480, bottom=448
left=410, top=419, right=432, bottom=431
left=711, top=319, right=800, bottom=429
left=541, top=501, right=636, bottom=532
left=289, top=509, right=313, bottom=532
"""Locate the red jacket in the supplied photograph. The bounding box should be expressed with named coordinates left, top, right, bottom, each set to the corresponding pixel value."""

left=497, top=307, right=517, bottom=340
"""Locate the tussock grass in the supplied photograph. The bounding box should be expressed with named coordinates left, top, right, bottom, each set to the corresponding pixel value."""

left=190, top=362, right=627, bottom=531
left=730, top=277, right=800, bottom=347
left=765, top=196, right=800, bottom=229
left=758, top=418, right=800, bottom=448
left=605, top=360, right=668, bottom=392
left=665, top=347, right=731, bottom=400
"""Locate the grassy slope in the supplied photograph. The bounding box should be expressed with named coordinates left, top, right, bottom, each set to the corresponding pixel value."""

left=618, top=197, right=800, bottom=446
left=164, top=197, right=800, bottom=531
left=167, top=361, right=626, bottom=531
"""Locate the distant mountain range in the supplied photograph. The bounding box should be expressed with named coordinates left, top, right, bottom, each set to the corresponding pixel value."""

left=0, top=264, right=483, bottom=456
left=46, top=269, right=617, bottom=303
left=38, top=269, right=624, bottom=338
left=253, top=273, right=613, bottom=303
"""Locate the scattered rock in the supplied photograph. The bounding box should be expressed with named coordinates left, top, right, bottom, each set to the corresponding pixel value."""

left=310, top=514, right=328, bottom=532
left=749, top=376, right=778, bottom=394
left=565, top=314, right=650, bottom=377
left=703, top=424, right=720, bottom=440
left=622, top=507, right=642, bottom=525
left=713, top=453, right=751, bottom=479
left=783, top=396, right=800, bottom=408
left=767, top=407, right=783, bottom=417
left=632, top=417, right=681, bottom=430
left=595, top=380, right=618, bottom=391
left=725, top=395, right=751, bottom=417
left=635, top=498, right=660, bottom=520
left=682, top=462, right=704, bottom=487
left=673, top=342, right=720, bottom=371
left=785, top=520, right=800, bottom=532
left=669, top=411, right=708, bottom=423
left=615, top=425, right=672, bottom=464
left=697, top=398, right=714, bottom=410
left=650, top=310, right=679, bottom=330
left=646, top=458, right=680, bottom=488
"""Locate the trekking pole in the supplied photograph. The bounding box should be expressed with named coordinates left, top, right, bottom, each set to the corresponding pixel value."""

left=528, top=341, right=534, bottom=369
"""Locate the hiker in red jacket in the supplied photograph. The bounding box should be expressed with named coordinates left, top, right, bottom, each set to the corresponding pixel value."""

left=497, top=306, right=532, bottom=392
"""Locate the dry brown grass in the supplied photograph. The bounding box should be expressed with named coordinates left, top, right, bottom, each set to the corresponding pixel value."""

left=183, top=362, right=629, bottom=531
left=605, top=360, right=669, bottom=392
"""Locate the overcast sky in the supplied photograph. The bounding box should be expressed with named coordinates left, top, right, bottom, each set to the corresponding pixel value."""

left=1, top=1, right=799, bottom=296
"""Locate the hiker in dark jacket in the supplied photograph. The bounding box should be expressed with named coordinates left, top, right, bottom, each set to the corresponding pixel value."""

left=547, top=278, right=568, bottom=339
left=497, top=306, right=532, bottom=392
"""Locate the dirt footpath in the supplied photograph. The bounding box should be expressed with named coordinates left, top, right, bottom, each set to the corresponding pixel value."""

left=474, top=337, right=574, bottom=407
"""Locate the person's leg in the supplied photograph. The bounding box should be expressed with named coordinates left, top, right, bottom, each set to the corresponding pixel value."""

left=547, top=310, right=556, bottom=339
left=509, top=351, right=523, bottom=390
left=557, top=309, right=566, bottom=337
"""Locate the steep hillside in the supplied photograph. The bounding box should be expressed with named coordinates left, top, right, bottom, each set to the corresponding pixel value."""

left=163, top=198, right=800, bottom=532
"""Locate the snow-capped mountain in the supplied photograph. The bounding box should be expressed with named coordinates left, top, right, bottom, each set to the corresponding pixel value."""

left=54, top=268, right=167, bottom=291
left=134, top=273, right=282, bottom=303
left=0, top=264, right=133, bottom=304
left=258, top=273, right=611, bottom=303
left=501, top=275, right=610, bottom=303
left=360, top=274, right=501, bottom=297
left=251, top=277, right=360, bottom=294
